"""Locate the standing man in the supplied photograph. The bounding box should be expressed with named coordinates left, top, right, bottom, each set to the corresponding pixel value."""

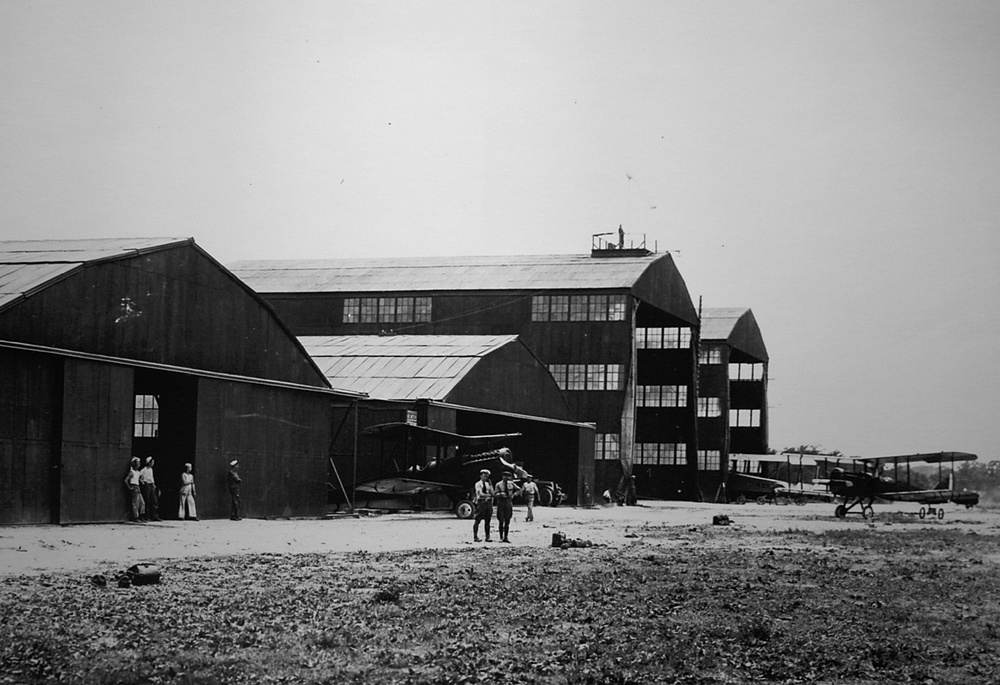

left=178, top=463, right=197, bottom=521
left=521, top=474, right=539, bottom=522
left=472, top=469, right=494, bottom=542
left=124, top=457, right=145, bottom=523
left=494, top=470, right=521, bottom=543
left=139, top=457, right=161, bottom=521
left=228, top=459, right=242, bottom=521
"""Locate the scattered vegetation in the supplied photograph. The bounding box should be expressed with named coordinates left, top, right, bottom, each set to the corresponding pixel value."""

left=2, top=528, right=999, bottom=684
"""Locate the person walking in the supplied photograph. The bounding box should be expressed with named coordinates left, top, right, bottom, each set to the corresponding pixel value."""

left=472, top=469, right=494, bottom=542
left=178, top=463, right=197, bottom=520
left=228, top=459, right=243, bottom=520
left=124, top=457, right=145, bottom=523
left=521, top=474, right=539, bottom=522
left=139, top=457, right=161, bottom=521
left=494, top=470, right=521, bottom=542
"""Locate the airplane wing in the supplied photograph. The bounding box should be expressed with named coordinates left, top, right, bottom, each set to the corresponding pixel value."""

left=360, top=422, right=522, bottom=446
left=354, top=477, right=467, bottom=498
left=859, top=451, right=977, bottom=466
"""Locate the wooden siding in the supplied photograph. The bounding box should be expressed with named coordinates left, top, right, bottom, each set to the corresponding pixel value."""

left=0, top=243, right=326, bottom=387
left=0, top=348, right=61, bottom=524
left=194, top=378, right=333, bottom=520
left=59, top=359, right=134, bottom=523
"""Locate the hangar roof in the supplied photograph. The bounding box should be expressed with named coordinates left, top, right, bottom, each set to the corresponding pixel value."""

left=700, top=307, right=769, bottom=363
left=230, top=253, right=668, bottom=293
left=299, top=334, right=520, bottom=400
left=0, top=238, right=189, bottom=311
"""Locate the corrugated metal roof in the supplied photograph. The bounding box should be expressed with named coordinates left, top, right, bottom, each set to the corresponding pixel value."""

left=300, top=334, right=518, bottom=400
left=0, top=238, right=191, bottom=310
left=230, top=253, right=666, bottom=293
left=700, top=307, right=751, bottom=341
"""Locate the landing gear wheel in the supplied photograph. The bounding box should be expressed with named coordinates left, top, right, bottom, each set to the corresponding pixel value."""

left=835, top=504, right=847, bottom=518
left=919, top=507, right=926, bottom=519
left=756, top=496, right=767, bottom=505
left=538, top=488, right=554, bottom=507
left=862, top=505, right=875, bottom=520
left=455, top=500, right=474, bottom=519
left=937, top=508, right=945, bottom=520
left=736, top=494, right=747, bottom=505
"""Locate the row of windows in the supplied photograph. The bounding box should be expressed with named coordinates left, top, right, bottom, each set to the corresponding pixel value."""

left=636, top=327, right=691, bottom=349
left=699, top=346, right=722, bottom=364
left=730, top=363, right=765, bottom=380
left=532, top=294, right=628, bottom=322
left=698, top=450, right=721, bottom=470
left=595, top=433, right=620, bottom=460
left=635, top=442, right=686, bottom=465
left=697, top=397, right=721, bottom=417
left=548, top=364, right=624, bottom=391
left=636, top=385, right=688, bottom=407
left=731, top=409, right=762, bottom=427
left=343, top=297, right=433, bottom=324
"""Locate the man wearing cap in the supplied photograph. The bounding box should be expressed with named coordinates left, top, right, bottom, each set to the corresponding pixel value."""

left=227, top=459, right=242, bottom=520
left=472, top=469, right=494, bottom=542
left=494, top=470, right=521, bottom=543
left=139, top=457, right=161, bottom=521
left=521, top=474, right=539, bottom=522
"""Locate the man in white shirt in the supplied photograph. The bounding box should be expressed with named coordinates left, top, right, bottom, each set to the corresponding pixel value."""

left=520, top=475, right=540, bottom=522
left=139, top=457, right=161, bottom=521
left=473, top=469, right=494, bottom=542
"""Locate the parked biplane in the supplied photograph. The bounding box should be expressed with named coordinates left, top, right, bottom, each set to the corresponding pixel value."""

left=346, top=422, right=563, bottom=518
left=822, top=451, right=980, bottom=520
left=727, top=453, right=834, bottom=505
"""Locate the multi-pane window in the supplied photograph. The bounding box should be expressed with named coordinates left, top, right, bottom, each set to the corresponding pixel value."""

left=730, top=363, right=764, bottom=380
left=532, top=294, right=627, bottom=322
left=637, top=385, right=687, bottom=407
left=699, top=346, right=723, bottom=364
left=549, top=364, right=624, bottom=391
left=697, top=397, right=722, bottom=417
left=343, top=298, right=360, bottom=323
left=635, top=443, right=686, bottom=465
left=344, top=296, right=432, bottom=324
left=698, top=450, right=721, bottom=470
left=595, top=433, right=620, bottom=460
left=134, top=395, right=159, bottom=438
left=636, top=327, right=691, bottom=349
left=730, top=409, right=761, bottom=427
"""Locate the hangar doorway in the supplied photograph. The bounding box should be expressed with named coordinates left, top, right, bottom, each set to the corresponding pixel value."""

left=132, top=370, right=198, bottom=520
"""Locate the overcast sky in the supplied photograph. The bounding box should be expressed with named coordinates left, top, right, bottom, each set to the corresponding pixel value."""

left=2, top=1, right=998, bottom=461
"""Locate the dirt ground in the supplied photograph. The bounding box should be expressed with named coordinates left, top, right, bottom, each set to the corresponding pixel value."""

left=3, top=499, right=998, bottom=578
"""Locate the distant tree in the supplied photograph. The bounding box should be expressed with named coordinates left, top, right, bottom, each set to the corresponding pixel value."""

left=782, top=445, right=843, bottom=457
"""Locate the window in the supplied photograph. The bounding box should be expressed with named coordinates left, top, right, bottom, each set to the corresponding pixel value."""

left=730, top=363, right=764, bottom=380
left=636, top=327, right=691, bottom=349
left=531, top=296, right=549, bottom=321
left=730, top=409, right=761, bottom=427
left=548, top=364, right=567, bottom=390
left=134, top=394, right=159, bottom=438
left=636, top=443, right=686, bottom=465
left=343, top=296, right=432, bottom=324
left=570, top=296, right=588, bottom=321
left=698, top=450, right=721, bottom=470
left=697, top=397, right=722, bottom=418
left=638, top=385, right=687, bottom=407
left=608, top=295, right=627, bottom=321
left=397, top=297, right=414, bottom=323
left=589, top=295, right=608, bottom=321
left=414, top=297, right=432, bottom=322
left=595, top=433, right=620, bottom=460
left=567, top=364, right=587, bottom=390
left=551, top=295, right=569, bottom=321
left=550, top=364, right=623, bottom=391
left=343, top=298, right=360, bottom=323
left=360, top=297, right=378, bottom=323
left=699, top=346, right=722, bottom=364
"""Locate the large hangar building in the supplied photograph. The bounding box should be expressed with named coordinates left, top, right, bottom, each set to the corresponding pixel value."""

left=231, top=237, right=711, bottom=500
left=0, top=238, right=362, bottom=524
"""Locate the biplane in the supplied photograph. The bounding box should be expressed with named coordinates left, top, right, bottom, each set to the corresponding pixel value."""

left=347, top=422, right=563, bottom=518
left=822, top=451, right=980, bottom=520
left=727, top=453, right=835, bottom=505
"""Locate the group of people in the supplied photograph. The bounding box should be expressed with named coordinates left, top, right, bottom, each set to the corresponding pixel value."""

left=124, top=457, right=198, bottom=522
left=471, top=469, right=541, bottom=543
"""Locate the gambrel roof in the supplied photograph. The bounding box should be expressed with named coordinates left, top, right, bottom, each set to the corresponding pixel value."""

left=700, top=307, right=769, bottom=362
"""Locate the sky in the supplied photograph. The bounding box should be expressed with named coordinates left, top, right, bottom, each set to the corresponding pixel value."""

left=2, top=1, right=998, bottom=461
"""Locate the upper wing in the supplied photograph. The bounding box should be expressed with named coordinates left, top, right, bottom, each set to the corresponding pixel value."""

left=354, top=477, right=464, bottom=497
left=859, top=451, right=977, bottom=466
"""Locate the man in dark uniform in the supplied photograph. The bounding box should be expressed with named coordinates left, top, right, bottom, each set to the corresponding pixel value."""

left=494, top=470, right=521, bottom=543
left=228, top=459, right=242, bottom=520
